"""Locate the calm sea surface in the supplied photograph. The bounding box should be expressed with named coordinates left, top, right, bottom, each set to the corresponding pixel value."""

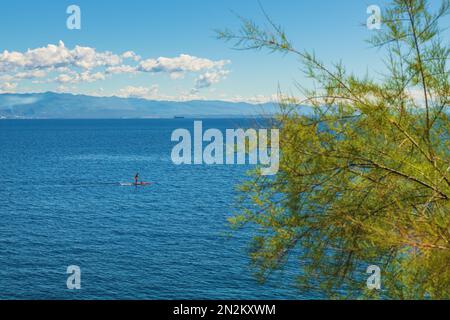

left=0, top=119, right=307, bottom=299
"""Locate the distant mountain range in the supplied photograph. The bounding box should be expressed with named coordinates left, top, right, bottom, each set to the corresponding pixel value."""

left=0, top=92, right=280, bottom=119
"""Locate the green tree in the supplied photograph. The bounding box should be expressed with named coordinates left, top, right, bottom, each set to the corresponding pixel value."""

left=218, top=0, right=449, bottom=299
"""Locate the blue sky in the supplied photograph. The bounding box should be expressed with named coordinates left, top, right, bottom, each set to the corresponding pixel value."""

left=1, top=0, right=442, bottom=102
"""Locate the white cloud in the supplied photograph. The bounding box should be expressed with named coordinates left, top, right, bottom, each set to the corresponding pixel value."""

left=15, top=70, right=47, bottom=79
left=56, top=74, right=74, bottom=83
left=0, top=43, right=231, bottom=93
left=137, top=54, right=230, bottom=91
left=57, top=71, right=106, bottom=84
left=118, top=85, right=160, bottom=99
left=406, top=88, right=427, bottom=106
left=0, top=41, right=121, bottom=71
left=115, top=85, right=207, bottom=101
left=0, top=82, right=17, bottom=93
left=139, top=54, right=229, bottom=76
left=169, top=72, right=185, bottom=80
left=106, top=65, right=137, bottom=74
left=72, top=45, right=121, bottom=69
left=195, top=70, right=229, bottom=89
left=81, top=72, right=106, bottom=82
left=221, top=94, right=278, bottom=104
left=0, top=70, right=47, bottom=82
left=122, top=51, right=141, bottom=61
left=55, top=85, right=71, bottom=93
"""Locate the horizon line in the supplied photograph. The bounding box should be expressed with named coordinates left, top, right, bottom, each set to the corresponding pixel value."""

left=0, top=91, right=279, bottom=105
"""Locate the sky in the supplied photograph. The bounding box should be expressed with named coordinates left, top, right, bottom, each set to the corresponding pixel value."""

left=0, top=0, right=445, bottom=103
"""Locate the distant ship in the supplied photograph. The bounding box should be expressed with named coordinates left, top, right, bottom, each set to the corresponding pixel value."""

left=173, top=116, right=185, bottom=119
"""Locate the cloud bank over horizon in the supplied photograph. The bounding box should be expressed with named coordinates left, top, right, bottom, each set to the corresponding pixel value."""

left=0, top=41, right=273, bottom=102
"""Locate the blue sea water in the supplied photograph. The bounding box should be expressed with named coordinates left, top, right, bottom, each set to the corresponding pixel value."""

left=0, top=119, right=305, bottom=300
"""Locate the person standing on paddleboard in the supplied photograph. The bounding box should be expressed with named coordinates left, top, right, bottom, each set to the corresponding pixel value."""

left=134, top=173, right=139, bottom=185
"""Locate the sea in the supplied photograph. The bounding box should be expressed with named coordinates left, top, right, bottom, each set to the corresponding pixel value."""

left=0, top=118, right=308, bottom=299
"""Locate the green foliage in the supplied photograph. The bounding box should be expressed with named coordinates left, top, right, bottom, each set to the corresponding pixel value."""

left=218, top=0, right=449, bottom=299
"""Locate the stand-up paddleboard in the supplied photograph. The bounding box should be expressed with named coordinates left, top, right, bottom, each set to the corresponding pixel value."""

left=120, top=182, right=152, bottom=186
